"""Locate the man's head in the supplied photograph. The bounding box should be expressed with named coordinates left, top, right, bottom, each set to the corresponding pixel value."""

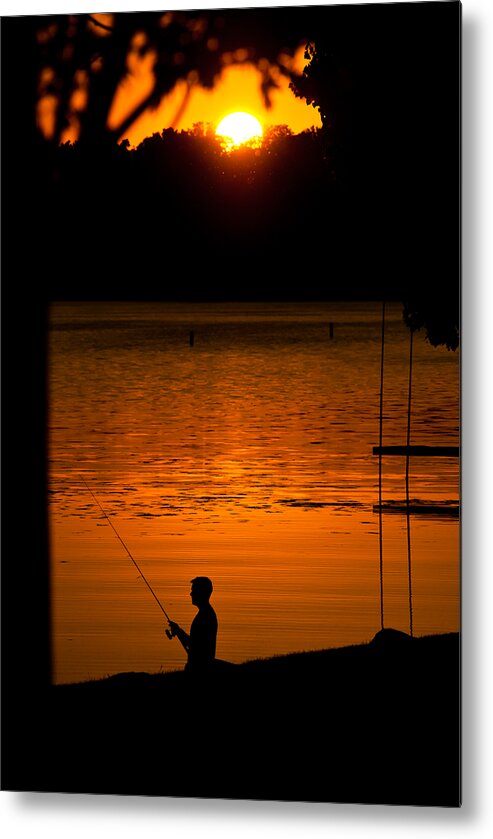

left=190, top=576, right=213, bottom=607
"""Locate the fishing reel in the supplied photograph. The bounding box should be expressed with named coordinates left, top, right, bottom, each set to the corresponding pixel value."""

left=165, top=628, right=174, bottom=640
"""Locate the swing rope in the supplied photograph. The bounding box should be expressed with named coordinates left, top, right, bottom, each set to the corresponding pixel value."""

left=378, top=301, right=386, bottom=632
left=406, top=327, right=415, bottom=637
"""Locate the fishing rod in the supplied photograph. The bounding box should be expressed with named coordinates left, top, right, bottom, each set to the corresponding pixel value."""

left=80, top=476, right=178, bottom=643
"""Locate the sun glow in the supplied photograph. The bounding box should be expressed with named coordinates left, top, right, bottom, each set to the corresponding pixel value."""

left=216, top=111, right=263, bottom=149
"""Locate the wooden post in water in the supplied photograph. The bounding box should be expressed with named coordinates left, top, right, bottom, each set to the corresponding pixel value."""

left=329, top=322, right=334, bottom=339
left=189, top=330, right=195, bottom=347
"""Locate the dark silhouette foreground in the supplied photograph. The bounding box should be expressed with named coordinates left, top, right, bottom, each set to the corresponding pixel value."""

left=3, top=631, right=460, bottom=806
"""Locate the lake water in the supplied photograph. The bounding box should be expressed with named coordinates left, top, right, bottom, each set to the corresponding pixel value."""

left=48, top=301, right=460, bottom=684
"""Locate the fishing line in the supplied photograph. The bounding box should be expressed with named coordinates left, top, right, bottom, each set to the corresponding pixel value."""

left=80, top=476, right=173, bottom=626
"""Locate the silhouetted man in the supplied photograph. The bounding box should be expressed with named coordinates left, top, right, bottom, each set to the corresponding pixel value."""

left=168, top=576, right=218, bottom=673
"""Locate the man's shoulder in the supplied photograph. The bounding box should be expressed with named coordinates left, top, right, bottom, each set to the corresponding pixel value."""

left=201, top=603, right=218, bottom=625
left=193, top=604, right=217, bottom=622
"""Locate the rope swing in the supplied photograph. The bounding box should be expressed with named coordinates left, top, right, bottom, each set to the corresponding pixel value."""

left=378, top=301, right=386, bottom=632
left=405, top=326, right=415, bottom=637
left=377, top=302, right=414, bottom=637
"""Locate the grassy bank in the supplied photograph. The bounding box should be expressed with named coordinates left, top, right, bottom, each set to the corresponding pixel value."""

left=5, top=631, right=461, bottom=806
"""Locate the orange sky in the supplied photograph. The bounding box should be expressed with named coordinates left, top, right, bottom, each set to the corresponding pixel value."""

left=110, top=50, right=321, bottom=148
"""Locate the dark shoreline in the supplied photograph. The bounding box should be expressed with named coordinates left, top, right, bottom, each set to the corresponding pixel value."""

left=4, top=630, right=460, bottom=806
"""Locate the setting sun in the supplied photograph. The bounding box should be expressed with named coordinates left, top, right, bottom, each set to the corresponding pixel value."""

left=216, top=111, right=263, bottom=149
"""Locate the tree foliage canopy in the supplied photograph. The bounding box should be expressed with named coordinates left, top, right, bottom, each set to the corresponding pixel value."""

left=12, top=7, right=321, bottom=147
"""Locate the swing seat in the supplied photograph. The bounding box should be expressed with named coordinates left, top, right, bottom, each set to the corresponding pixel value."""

left=373, top=445, right=459, bottom=457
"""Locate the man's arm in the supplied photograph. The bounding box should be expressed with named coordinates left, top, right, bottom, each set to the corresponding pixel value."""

left=168, top=621, right=190, bottom=652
